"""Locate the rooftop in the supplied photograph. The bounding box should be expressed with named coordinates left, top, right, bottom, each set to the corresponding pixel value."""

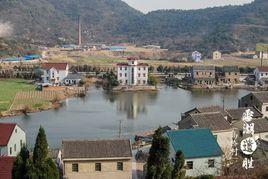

left=0, top=123, right=16, bottom=146
left=62, top=139, right=132, bottom=159
left=226, top=107, right=263, bottom=121
left=254, top=118, right=268, bottom=133
left=41, top=63, right=68, bottom=70
left=166, top=128, right=223, bottom=159
left=64, top=73, right=82, bottom=80
left=252, top=91, right=268, bottom=103
left=223, top=66, right=239, bottom=73
left=192, top=66, right=215, bottom=71
left=179, top=112, right=232, bottom=131
left=0, top=156, right=16, bottom=179
left=257, top=66, right=268, bottom=72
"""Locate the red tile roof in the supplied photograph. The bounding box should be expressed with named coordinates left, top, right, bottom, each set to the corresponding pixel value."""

left=117, top=63, right=129, bottom=66
left=127, top=57, right=137, bottom=61
left=0, top=123, right=16, bottom=146
left=0, top=156, right=16, bottom=179
left=257, top=66, right=268, bottom=72
left=41, top=63, right=68, bottom=70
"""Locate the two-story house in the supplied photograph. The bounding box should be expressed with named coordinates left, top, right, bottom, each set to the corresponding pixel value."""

left=239, top=91, right=268, bottom=117
left=191, top=66, right=216, bottom=86
left=0, top=123, right=26, bottom=156
left=217, top=66, right=240, bottom=85
left=62, top=139, right=132, bottom=179
left=165, top=128, right=223, bottom=177
left=254, top=66, right=268, bottom=86
left=41, top=63, right=69, bottom=84
left=117, top=57, right=148, bottom=86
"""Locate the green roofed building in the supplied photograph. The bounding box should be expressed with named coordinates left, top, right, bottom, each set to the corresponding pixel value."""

left=165, top=128, right=223, bottom=177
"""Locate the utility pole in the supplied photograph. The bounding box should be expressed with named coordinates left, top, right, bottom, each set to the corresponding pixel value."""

left=222, top=96, right=225, bottom=110
left=118, top=119, right=123, bottom=139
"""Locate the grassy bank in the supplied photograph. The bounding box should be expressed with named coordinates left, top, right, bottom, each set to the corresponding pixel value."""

left=0, top=79, right=35, bottom=111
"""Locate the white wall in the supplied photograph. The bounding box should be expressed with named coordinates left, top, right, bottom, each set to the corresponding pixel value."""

left=117, top=61, right=148, bottom=86
left=168, top=140, right=222, bottom=177
left=254, top=68, right=268, bottom=84
left=261, top=104, right=268, bottom=118
left=7, top=125, right=26, bottom=156
left=42, top=65, right=69, bottom=84
left=213, top=129, right=234, bottom=153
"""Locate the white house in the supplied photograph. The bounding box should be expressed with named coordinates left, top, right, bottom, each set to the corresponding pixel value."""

left=117, top=57, right=148, bottom=86
left=41, top=63, right=69, bottom=84
left=254, top=66, right=268, bottom=85
left=192, top=51, right=202, bottom=62
left=165, top=129, right=223, bottom=177
left=212, top=51, right=222, bottom=60
left=64, top=73, right=82, bottom=85
left=0, top=123, right=26, bottom=157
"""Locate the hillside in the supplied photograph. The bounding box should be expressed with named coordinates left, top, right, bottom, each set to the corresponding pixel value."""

left=0, top=0, right=268, bottom=55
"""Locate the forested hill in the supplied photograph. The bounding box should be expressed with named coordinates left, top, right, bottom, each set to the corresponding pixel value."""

left=0, top=0, right=268, bottom=54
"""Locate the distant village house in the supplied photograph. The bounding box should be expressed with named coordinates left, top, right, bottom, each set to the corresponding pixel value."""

left=64, top=73, right=82, bottom=85
left=217, top=66, right=240, bottom=85
left=254, top=66, right=268, bottom=86
left=192, top=51, right=202, bottom=62
left=191, top=66, right=216, bottom=86
left=41, top=63, right=69, bottom=84
left=213, top=51, right=222, bottom=60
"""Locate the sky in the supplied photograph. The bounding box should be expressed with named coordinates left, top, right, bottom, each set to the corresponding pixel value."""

left=122, top=0, right=254, bottom=13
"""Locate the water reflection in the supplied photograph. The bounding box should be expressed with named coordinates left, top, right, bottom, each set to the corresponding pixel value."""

left=104, top=91, right=158, bottom=119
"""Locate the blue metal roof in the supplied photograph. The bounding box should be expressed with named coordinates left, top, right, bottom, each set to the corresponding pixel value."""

left=166, top=128, right=223, bottom=159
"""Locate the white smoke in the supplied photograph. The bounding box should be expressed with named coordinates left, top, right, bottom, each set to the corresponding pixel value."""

left=0, top=21, right=13, bottom=37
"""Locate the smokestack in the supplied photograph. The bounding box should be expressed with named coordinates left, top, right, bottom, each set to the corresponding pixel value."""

left=78, top=16, right=82, bottom=46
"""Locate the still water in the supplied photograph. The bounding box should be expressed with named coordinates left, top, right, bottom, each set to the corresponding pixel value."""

left=1, top=87, right=250, bottom=148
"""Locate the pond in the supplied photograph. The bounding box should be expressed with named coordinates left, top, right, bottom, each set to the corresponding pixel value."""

left=1, top=86, right=250, bottom=148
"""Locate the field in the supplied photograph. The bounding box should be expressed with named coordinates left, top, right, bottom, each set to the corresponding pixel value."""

left=0, top=79, right=35, bottom=111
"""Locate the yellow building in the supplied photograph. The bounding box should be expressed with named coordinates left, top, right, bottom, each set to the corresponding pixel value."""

left=212, top=51, right=222, bottom=60
left=62, top=139, right=132, bottom=179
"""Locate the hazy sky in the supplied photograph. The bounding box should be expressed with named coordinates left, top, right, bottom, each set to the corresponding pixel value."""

left=122, top=0, right=254, bottom=13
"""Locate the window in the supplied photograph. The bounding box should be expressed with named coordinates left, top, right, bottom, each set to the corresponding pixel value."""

left=72, top=163, right=79, bottom=172
left=266, top=106, right=268, bottom=111
left=143, top=73, right=146, bottom=77
left=14, top=144, right=16, bottom=152
left=126, top=80, right=128, bottom=84
left=138, top=73, right=140, bottom=77
left=125, top=73, right=127, bottom=77
left=143, top=80, right=146, bottom=84
left=138, top=80, right=140, bottom=84
left=186, top=161, right=193, bottom=169
left=125, top=67, right=127, bottom=70
left=144, top=67, right=146, bottom=70
left=208, top=159, right=215, bottom=168
left=117, top=162, right=123, bottom=171
left=20, top=140, right=23, bottom=148
left=120, top=67, right=122, bottom=70
left=15, top=129, right=17, bottom=133
left=9, top=147, right=12, bottom=155
left=132, top=61, right=134, bottom=64
left=120, top=73, right=122, bottom=77
left=138, top=68, right=141, bottom=71
left=95, top=163, right=101, bottom=171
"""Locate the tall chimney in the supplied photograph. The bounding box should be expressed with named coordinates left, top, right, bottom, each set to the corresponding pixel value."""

left=78, top=16, right=82, bottom=46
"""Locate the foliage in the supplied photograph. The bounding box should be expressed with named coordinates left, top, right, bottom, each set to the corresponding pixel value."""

left=172, top=151, right=185, bottom=179
left=12, top=127, right=59, bottom=179
left=194, top=175, right=214, bottom=179
left=146, top=127, right=171, bottom=179
left=148, top=74, right=158, bottom=87
left=102, top=71, right=119, bottom=89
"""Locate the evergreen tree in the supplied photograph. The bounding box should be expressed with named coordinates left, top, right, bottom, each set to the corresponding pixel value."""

left=146, top=127, right=171, bottom=179
left=33, top=126, right=59, bottom=179
left=172, top=150, right=185, bottom=179
left=12, top=146, right=30, bottom=179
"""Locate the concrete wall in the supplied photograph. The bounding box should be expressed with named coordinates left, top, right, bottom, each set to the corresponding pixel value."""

left=63, top=158, right=132, bottom=179
left=223, top=72, right=240, bottom=84
left=6, top=125, right=26, bottom=156
left=213, top=130, right=234, bottom=153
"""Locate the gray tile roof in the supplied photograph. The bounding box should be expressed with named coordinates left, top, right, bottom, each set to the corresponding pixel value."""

left=254, top=118, right=268, bottom=133
left=223, top=66, right=239, bottom=73
left=64, top=73, right=82, bottom=80
left=179, top=112, right=232, bottom=131
left=192, top=66, right=215, bottom=71
left=185, top=106, right=228, bottom=117
left=226, top=107, right=263, bottom=121
left=252, top=91, right=268, bottom=103
left=62, top=139, right=132, bottom=159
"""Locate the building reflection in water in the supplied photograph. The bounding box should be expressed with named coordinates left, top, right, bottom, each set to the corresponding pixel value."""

left=104, top=91, right=158, bottom=119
